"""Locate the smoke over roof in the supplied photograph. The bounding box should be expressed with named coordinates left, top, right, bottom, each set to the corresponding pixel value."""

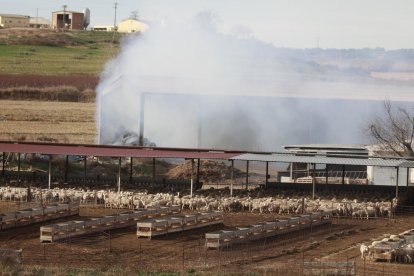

left=96, top=12, right=414, bottom=151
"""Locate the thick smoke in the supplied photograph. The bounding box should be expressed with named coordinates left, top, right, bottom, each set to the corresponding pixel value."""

left=96, top=12, right=414, bottom=151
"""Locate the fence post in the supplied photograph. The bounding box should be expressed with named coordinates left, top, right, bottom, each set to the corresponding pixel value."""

left=182, top=242, right=185, bottom=272
left=364, top=255, right=366, bottom=276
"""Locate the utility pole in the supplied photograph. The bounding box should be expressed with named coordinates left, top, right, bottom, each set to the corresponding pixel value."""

left=112, top=2, right=118, bottom=43
left=113, top=2, right=118, bottom=31
left=62, top=5, right=67, bottom=30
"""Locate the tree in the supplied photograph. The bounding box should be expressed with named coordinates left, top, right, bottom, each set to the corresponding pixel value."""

left=369, top=100, right=414, bottom=157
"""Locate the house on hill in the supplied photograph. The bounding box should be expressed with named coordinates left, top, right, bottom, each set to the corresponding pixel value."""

left=117, top=18, right=148, bottom=33
left=0, top=14, right=30, bottom=28
left=51, top=10, right=84, bottom=30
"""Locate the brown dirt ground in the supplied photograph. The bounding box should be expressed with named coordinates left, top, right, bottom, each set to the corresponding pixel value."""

left=1, top=201, right=414, bottom=274
left=0, top=100, right=96, bottom=144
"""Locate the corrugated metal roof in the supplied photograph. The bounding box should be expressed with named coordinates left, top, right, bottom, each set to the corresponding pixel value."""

left=231, top=153, right=414, bottom=167
left=2, top=142, right=414, bottom=168
left=283, top=144, right=367, bottom=151
left=0, top=14, right=30, bottom=18
left=52, top=11, right=84, bottom=14
left=0, top=142, right=240, bottom=160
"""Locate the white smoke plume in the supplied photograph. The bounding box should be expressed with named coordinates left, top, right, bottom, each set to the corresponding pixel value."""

left=96, top=12, right=414, bottom=151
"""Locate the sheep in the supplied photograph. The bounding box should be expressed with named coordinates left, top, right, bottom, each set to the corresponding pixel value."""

left=0, top=185, right=401, bottom=219
left=360, top=244, right=370, bottom=259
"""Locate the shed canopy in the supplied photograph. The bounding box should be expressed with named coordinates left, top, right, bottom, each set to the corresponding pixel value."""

left=2, top=141, right=414, bottom=168
left=0, top=142, right=241, bottom=160
left=231, top=153, right=414, bottom=168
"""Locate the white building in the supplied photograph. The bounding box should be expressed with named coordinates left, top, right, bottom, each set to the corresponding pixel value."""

left=29, top=17, right=50, bottom=29
left=0, top=14, right=30, bottom=28
left=117, top=18, right=148, bottom=33
left=92, top=26, right=114, bottom=32
left=283, top=143, right=413, bottom=186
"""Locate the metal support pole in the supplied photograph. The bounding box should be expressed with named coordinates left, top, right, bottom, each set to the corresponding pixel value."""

left=396, top=167, right=399, bottom=199
left=312, top=163, right=315, bottom=200
left=290, top=162, right=293, bottom=180
left=2, top=152, right=5, bottom=178
left=230, top=160, right=234, bottom=197
left=117, top=157, right=121, bottom=193
left=129, top=157, right=133, bottom=184
left=196, top=159, right=200, bottom=188
left=245, top=161, right=249, bottom=190
left=83, top=156, right=87, bottom=187
left=64, top=155, right=69, bottom=183
left=152, top=157, right=156, bottom=185
left=407, top=167, right=410, bottom=187
left=190, top=159, right=194, bottom=197
left=265, top=161, right=269, bottom=188
left=48, top=155, right=52, bottom=189
left=342, top=165, right=345, bottom=185
left=17, top=153, right=21, bottom=183
left=325, top=164, right=328, bottom=185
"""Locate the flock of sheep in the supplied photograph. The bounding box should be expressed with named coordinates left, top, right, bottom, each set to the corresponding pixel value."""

left=0, top=186, right=398, bottom=219
left=361, top=229, right=414, bottom=263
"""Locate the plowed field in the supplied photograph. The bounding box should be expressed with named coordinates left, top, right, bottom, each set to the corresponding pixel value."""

left=0, top=100, right=96, bottom=143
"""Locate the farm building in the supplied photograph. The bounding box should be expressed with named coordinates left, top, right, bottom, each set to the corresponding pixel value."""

left=92, top=26, right=115, bottom=32
left=29, top=17, right=50, bottom=29
left=0, top=14, right=30, bottom=28
left=117, top=18, right=148, bottom=33
left=51, top=10, right=84, bottom=30
left=282, top=144, right=414, bottom=186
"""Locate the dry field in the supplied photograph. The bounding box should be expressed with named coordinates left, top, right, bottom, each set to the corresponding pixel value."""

left=1, top=201, right=414, bottom=275
left=0, top=100, right=96, bottom=144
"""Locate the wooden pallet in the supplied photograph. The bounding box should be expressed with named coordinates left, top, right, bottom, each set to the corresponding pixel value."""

left=205, top=211, right=332, bottom=249
left=40, top=205, right=180, bottom=243
left=0, top=202, right=79, bottom=231
left=137, top=211, right=224, bottom=239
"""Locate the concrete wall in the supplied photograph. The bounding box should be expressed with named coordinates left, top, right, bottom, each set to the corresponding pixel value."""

left=0, top=15, right=30, bottom=28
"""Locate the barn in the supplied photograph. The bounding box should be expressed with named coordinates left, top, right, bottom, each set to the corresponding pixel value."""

left=51, top=10, right=84, bottom=30
left=0, top=14, right=30, bottom=28
left=282, top=143, right=414, bottom=187
left=117, top=18, right=148, bottom=33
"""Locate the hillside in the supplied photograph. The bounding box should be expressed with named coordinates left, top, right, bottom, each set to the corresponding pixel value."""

left=1, top=28, right=414, bottom=84
left=0, top=28, right=121, bottom=75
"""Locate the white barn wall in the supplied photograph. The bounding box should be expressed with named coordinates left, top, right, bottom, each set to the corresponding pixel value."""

left=367, top=166, right=411, bottom=186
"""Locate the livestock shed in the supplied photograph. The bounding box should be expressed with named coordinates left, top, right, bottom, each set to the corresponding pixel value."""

left=1, top=141, right=414, bottom=201
left=283, top=144, right=414, bottom=187
left=51, top=10, right=84, bottom=30
left=0, top=14, right=30, bottom=28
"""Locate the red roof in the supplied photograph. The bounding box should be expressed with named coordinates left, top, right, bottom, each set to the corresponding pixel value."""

left=0, top=142, right=242, bottom=160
